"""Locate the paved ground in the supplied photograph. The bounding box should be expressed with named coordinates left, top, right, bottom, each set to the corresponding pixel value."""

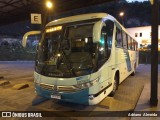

left=0, top=62, right=160, bottom=120
left=131, top=65, right=160, bottom=120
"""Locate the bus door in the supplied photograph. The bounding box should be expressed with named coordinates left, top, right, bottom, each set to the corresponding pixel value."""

left=98, top=20, right=114, bottom=83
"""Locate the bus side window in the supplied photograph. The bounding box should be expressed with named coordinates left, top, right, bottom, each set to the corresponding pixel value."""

left=98, top=25, right=109, bottom=68
left=128, top=36, right=132, bottom=50
left=116, top=28, right=123, bottom=47
left=98, top=31, right=107, bottom=67
left=134, top=40, right=138, bottom=51
left=105, top=20, right=114, bottom=58
left=135, top=42, right=138, bottom=51
left=99, top=26, right=107, bottom=59
left=122, top=32, right=128, bottom=49
left=132, top=40, right=135, bottom=50
left=98, top=21, right=114, bottom=68
left=132, top=39, right=135, bottom=50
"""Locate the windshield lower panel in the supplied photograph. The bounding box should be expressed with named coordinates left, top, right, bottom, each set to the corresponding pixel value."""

left=35, top=22, right=97, bottom=78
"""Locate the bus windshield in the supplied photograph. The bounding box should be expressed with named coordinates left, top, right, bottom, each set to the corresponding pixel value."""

left=35, top=23, right=97, bottom=78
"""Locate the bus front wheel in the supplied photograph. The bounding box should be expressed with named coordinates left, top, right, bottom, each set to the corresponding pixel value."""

left=109, top=76, right=118, bottom=97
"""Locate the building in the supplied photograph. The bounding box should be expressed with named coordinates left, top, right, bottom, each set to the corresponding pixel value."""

left=126, top=26, right=160, bottom=50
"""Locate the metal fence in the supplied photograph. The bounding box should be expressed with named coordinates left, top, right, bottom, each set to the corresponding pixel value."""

left=0, top=45, right=35, bottom=61
left=0, top=46, right=159, bottom=64
left=139, top=51, right=160, bottom=64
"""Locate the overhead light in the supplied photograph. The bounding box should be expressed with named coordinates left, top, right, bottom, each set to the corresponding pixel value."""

left=46, top=1, right=53, bottom=9
left=119, top=12, right=124, bottom=17
left=150, top=0, right=153, bottom=5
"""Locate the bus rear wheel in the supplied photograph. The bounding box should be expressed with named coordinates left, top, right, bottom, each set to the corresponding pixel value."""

left=109, top=76, right=118, bottom=97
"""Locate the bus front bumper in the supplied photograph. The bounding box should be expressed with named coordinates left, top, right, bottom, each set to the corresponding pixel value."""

left=35, top=84, right=90, bottom=105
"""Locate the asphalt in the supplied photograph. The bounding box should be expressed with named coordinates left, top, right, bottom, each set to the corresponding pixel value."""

left=0, top=61, right=159, bottom=120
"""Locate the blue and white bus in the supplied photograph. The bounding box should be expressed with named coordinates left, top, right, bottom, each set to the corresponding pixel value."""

left=23, top=13, right=139, bottom=105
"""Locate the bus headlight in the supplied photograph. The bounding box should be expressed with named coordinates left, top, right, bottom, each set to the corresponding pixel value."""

left=75, top=77, right=100, bottom=89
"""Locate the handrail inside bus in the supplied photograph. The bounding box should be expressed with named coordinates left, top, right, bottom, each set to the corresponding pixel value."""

left=22, top=31, right=41, bottom=47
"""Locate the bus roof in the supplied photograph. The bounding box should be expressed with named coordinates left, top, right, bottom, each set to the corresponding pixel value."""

left=46, top=13, right=114, bottom=27
left=46, top=12, right=136, bottom=42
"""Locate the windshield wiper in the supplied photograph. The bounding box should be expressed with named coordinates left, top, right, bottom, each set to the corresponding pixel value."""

left=60, top=49, right=77, bottom=77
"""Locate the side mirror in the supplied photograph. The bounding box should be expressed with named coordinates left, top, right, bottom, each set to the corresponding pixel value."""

left=93, top=21, right=102, bottom=43
left=22, top=31, right=41, bottom=47
left=93, top=21, right=106, bottom=43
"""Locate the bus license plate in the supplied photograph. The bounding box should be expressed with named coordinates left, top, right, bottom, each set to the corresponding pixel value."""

left=51, top=94, right=61, bottom=99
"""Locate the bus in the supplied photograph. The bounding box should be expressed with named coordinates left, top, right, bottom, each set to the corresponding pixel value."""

left=22, top=13, right=139, bottom=105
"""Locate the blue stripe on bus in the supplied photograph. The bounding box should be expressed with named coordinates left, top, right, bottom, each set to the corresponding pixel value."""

left=123, top=49, right=132, bottom=72
left=60, top=89, right=89, bottom=104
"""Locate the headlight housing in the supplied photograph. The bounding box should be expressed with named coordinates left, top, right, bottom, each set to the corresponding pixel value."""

left=74, top=77, right=100, bottom=89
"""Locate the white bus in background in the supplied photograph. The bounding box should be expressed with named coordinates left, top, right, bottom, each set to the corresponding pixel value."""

left=127, top=26, right=160, bottom=50
left=22, top=13, right=139, bottom=105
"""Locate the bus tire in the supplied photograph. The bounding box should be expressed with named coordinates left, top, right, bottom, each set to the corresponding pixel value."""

left=109, top=76, right=118, bottom=97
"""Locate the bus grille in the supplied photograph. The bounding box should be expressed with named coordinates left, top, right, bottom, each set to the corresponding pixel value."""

left=39, top=83, right=54, bottom=91
left=39, top=83, right=80, bottom=92
left=58, top=86, right=80, bottom=92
